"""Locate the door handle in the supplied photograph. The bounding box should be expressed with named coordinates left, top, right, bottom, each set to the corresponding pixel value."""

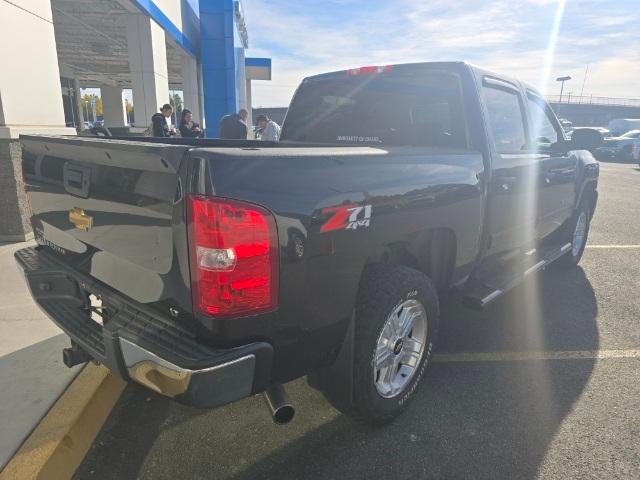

left=498, top=176, right=517, bottom=191
left=545, top=168, right=569, bottom=184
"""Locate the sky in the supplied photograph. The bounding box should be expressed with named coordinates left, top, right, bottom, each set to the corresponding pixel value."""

left=241, top=0, right=640, bottom=107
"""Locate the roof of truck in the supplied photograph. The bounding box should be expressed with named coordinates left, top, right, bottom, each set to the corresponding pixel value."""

left=301, top=61, right=543, bottom=98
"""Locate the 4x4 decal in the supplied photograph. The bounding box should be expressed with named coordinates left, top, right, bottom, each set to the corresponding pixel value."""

left=321, top=204, right=372, bottom=232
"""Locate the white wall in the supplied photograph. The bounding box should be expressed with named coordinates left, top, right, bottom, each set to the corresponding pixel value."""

left=149, top=0, right=199, bottom=52
left=0, top=0, right=73, bottom=137
left=126, top=14, right=170, bottom=127
left=101, top=86, right=127, bottom=127
left=153, top=0, right=183, bottom=31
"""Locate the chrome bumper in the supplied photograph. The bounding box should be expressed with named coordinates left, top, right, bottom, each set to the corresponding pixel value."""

left=119, top=338, right=257, bottom=405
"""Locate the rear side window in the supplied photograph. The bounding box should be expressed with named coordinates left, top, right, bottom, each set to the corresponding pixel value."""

left=527, top=94, right=560, bottom=147
left=282, top=70, right=468, bottom=148
left=482, top=86, right=527, bottom=154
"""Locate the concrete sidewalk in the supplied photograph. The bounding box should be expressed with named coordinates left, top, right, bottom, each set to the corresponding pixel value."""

left=0, top=242, right=82, bottom=470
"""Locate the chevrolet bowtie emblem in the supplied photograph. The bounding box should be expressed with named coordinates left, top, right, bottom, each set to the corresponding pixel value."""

left=69, top=207, right=93, bottom=231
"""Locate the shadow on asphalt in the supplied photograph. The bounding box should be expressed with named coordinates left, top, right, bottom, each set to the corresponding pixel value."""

left=76, top=267, right=598, bottom=480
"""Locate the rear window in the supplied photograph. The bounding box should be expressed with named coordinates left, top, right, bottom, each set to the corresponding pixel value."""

left=281, top=70, right=468, bottom=148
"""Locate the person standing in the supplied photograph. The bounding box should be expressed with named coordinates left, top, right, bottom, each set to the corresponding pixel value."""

left=151, top=104, right=176, bottom=137
left=256, top=114, right=281, bottom=142
left=179, top=109, right=203, bottom=138
left=219, top=108, right=249, bottom=139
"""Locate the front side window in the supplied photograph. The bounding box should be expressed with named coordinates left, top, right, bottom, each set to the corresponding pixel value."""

left=527, top=95, right=560, bottom=147
left=482, top=86, right=527, bottom=154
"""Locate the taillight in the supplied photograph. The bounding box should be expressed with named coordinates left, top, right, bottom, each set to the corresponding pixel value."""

left=187, top=195, right=279, bottom=318
left=347, top=65, right=393, bottom=76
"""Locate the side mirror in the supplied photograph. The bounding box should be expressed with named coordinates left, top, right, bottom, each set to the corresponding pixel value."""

left=569, top=128, right=604, bottom=152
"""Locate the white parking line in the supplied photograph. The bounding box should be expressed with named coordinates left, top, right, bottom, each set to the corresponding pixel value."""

left=433, top=349, right=640, bottom=363
left=586, top=245, right=640, bottom=249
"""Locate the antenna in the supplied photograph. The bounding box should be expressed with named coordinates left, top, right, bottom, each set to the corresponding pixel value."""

left=580, top=64, right=589, bottom=98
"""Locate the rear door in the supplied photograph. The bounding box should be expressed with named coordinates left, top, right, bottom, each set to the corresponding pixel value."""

left=525, top=92, right=576, bottom=239
left=481, top=77, right=539, bottom=258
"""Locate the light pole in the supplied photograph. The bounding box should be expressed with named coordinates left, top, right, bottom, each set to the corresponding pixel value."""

left=556, top=76, right=571, bottom=103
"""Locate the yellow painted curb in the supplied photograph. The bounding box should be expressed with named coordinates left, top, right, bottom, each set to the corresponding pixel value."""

left=0, top=364, right=126, bottom=480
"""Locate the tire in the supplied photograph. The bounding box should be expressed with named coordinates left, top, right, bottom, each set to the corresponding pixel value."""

left=350, top=264, right=439, bottom=424
left=556, top=201, right=591, bottom=268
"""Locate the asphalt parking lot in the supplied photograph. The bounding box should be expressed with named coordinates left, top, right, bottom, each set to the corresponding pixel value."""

left=76, top=161, right=640, bottom=480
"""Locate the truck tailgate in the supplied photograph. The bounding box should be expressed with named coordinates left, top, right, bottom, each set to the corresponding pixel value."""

left=20, top=135, right=191, bottom=306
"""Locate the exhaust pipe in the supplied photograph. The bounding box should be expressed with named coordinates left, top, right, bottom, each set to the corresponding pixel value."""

left=262, top=383, right=295, bottom=424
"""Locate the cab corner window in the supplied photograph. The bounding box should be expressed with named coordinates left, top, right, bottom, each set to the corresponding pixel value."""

left=482, top=85, right=527, bottom=155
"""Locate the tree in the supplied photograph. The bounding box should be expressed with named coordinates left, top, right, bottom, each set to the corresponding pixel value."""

left=169, top=93, right=183, bottom=111
left=80, top=94, right=102, bottom=122
left=169, top=93, right=183, bottom=126
left=124, top=99, right=134, bottom=125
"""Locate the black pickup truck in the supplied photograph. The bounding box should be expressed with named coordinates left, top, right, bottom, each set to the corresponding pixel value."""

left=16, top=62, right=599, bottom=424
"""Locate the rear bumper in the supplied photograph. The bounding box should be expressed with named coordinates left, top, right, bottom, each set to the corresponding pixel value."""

left=15, top=246, right=273, bottom=408
left=118, top=338, right=259, bottom=408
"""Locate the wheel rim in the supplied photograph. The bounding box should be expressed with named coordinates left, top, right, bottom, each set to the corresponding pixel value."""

left=572, top=211, right=588, bottom=257
left=373, top=299, right=428, bottom=398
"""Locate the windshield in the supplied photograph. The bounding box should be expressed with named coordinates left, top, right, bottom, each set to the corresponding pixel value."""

left=281, top=70, right=468, bottom=148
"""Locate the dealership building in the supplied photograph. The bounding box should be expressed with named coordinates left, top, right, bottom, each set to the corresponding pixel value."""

left=0, top=0, right=271, bottom=241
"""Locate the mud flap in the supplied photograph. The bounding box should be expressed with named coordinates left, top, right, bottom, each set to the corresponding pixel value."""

left=307, top=312, right=355, bottom=410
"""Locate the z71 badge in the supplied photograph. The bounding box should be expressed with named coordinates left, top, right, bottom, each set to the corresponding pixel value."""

left=321, top=204, right=372, bottom=232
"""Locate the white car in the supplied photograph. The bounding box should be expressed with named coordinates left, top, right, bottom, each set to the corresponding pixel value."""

left=608, top=118, right=640, bottom=137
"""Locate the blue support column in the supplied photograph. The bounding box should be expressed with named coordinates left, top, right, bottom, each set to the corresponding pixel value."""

left=199, top=0, right=237, bottom=137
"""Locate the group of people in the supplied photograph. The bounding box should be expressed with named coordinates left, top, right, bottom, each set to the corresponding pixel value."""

left=151, top=104, right=203, bottom=138
left=150, top=104, right=280, bottom=141
left=219, top=108, right=281, bottom=141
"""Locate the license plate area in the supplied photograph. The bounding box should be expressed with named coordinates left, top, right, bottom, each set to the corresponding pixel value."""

left=83, top=288, right=117, bottom=328
left=88, top=293, right=104, bottom=326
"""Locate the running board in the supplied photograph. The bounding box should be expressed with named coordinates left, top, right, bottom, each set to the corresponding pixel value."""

left=462, top=242, right=572, bottom=309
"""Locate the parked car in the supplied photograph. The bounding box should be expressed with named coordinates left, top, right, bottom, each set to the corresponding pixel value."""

left=15, top=62, right=599, bottom=424
left=608, top=118, right=640, bottom=137
left=596, top=129, right=640, bottom=161
left=569, top=126, right=610, bottom=139
left=568, top=128, right=606, bottom=156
